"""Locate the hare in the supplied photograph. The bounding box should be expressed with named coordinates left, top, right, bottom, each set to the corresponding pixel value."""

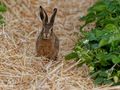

left=36, top=6, right=59, bottom=60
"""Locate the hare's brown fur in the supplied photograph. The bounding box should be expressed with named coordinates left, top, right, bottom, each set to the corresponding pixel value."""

left=36, top=33, right=59, bottom=60
left=36, top=6, right=59, bottom=60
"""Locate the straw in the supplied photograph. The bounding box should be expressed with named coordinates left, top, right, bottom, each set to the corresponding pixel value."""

left=0, top=0, right=119, bottom=90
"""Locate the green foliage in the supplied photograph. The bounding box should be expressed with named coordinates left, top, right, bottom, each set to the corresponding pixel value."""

left=66, top=0, right=120, bottom=86
left=0, top=2, right=7, bottom=25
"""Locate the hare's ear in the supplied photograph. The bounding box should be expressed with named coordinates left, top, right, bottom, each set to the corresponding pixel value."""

left=50, top=8, right=57, bottom=25
left=39, top=6, right=48, bottom=24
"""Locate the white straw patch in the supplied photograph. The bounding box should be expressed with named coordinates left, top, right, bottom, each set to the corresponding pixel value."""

left=48, top=0, right=51, bottom=4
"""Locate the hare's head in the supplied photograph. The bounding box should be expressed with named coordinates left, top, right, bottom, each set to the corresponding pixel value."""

left=39, top=6, right=57, bottom=39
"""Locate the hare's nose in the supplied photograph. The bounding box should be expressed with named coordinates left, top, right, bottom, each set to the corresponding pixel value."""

left=44, top=33, right=50, bottom=39
left=45, top=34, right=48, bottom=38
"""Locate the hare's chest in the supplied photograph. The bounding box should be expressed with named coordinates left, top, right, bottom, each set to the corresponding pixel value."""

left=40, top=41, right=53, bottom=48
left=38, top=41, right=54, bottom=55
left=40, top=45, right=52, bottom=52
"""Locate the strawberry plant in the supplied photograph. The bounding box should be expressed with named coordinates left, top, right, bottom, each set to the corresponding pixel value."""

left=0, top=2, right=7, bottom=25
left=66, top=0, right=120, bottom=85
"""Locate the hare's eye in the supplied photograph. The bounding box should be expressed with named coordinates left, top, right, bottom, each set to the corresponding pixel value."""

left=50, top=28, right=53, bottom=32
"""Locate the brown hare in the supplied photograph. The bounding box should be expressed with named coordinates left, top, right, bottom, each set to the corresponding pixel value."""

left=36, top=6, right=59, bottom=60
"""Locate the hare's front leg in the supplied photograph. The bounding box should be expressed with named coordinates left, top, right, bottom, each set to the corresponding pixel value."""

left=51, top=50, right=59, bottom=60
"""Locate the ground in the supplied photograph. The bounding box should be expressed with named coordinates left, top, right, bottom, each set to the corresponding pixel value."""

left=1, top=0, right=119, bottom=90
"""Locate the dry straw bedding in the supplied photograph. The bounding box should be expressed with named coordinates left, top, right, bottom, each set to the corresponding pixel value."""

left=0, top=0, right=120, bottom=90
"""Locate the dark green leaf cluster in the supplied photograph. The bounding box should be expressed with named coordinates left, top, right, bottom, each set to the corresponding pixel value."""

left=66, top=0, right=120, bottom=85
left=0, top=2, right=7, bottom=25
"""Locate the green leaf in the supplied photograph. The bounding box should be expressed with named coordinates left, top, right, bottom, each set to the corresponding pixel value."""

left=65, top=52, right=77, bottom=60
left=89, top=66, right=94, bottom=71
left=87, top=32, right=97, bottom=41
left=99, top=71, right=108, bottom=77
left=0, top=19, right=5, bottom=25
left=90, top=71, right=101, bottom=78
left=85, top=12, right=96, bottom=23
left=112, top=56, right=120, bottom=64
left=91, top=43, right=98, bottom=49
left=113, top=76, right=119, bottom=83
left=94, top=77, right=105, bottom=85
left=90, top=3, right=106, bottom=12
left=0, top=4, right=7, bottom=12
left=95, top=29, right=105, bottom=38
left=103, top=80, right=113, bottom=85
left=109, top=33, right=120, bottom=43
left=99, top=38, right=109, bottom=47
left=112, top=82, right=120, bottom=86
left=97, top=55, right=108, bottom=66
left=0, top=15, right=3, bottom=19
left=117, top=71, right=120, bottom=76
left=104, top=24, right=118, bottom=32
